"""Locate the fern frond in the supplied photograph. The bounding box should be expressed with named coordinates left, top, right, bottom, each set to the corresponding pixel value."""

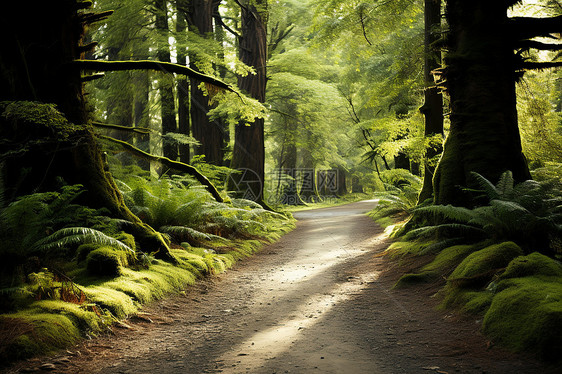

left=33, top=227, right=134, bottom=253
left=160, top=226, right=226, bottom=242
left=469, top=171, right=499, bottom=200
left=496, top=171, right=514, bottom=197
left=413, top=204, right=475, bottom=223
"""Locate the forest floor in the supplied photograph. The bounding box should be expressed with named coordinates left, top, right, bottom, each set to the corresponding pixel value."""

left=4, top=201, right=560, bottom=374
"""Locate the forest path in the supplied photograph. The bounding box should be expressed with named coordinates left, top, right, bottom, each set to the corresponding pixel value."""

left=11, top=201, right=554, bottom=374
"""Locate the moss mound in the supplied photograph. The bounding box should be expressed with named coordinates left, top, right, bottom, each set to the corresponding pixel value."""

left=500, top=252, right=562, bottom=280
left=86, top=247, right=130, bottom=277
left=448, top=242, right=523, bottom=287
left=394, top=244, right=476, bottom=288
left=483, top=277, right=562, bottom=361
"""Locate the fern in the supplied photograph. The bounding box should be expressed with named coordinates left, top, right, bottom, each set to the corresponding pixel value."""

left=411, top=172, right=562, bottom=256
left=33, top=227, right=133, bottom=254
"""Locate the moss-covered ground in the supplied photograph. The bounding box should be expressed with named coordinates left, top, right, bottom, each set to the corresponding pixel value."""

left=0, top=219, right=295, bottom=364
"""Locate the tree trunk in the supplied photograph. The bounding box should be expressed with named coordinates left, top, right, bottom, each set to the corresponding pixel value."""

left=155, top=0, right=178, bottom=162
left=298, top=150, right=321, bottom=203
left=278, top=139, right=304, bottom=205
left=212, top=0, right=230, bottom=166
left=418, top=0, right=444, bottom=203
left=228, top=0, right=268, bottom=203
left=336, top=167, right=348, bottom=197
left=0, top=0, right=174, bottom=260
left=433, top=0, right=531, bottom=206
left=176, top=0, right=191, bottom=164
left=188, top=0, right=225, bottom=165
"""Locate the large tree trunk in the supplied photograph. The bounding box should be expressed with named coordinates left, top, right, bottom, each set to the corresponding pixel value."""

left=418, top=0, right=444, bottom=203
left=155, top=0, right=178, bottom=162
left=433, top=0, right=531, bottom=206
left=228, top=0, right=268, bottom=203
left=0, top=0, right=174, bottom=260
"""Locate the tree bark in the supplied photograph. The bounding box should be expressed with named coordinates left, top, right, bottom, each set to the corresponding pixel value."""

left=228, top=0, right=268, bottom=203
left=418, top=0, right=444, bottom=203
left=433, top=0, right=531, bottom=206
left=155, top=0, right=178, bottom=162
left=176, top=0, right=191, bottom=164
left=188, top=0, right=225, bottom=165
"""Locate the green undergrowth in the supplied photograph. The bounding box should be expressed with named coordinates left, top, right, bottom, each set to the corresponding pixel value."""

left=0, top=233, right=284, bottom=364
left=390, top=239, right=562, bottom=362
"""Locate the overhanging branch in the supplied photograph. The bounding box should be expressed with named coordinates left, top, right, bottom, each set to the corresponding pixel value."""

left=519, top=61, right=562, bottom=71
left=99, top=135, right=224, bottom=202
left=509, top=15, right=562, bottom=40
left=92, top=121, right=152, bottom=135
left=516, top=40, right=562, bottom=51
left=74, top=59, right=235, bottom=93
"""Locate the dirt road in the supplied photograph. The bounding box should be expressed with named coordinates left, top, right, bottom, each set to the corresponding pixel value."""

left=8, top=201, right=557, bottom=373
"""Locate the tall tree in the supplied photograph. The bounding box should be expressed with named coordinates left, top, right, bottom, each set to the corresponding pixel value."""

left=418, top=0, right=444, bottom=202
left=176, top=0, right=191, bottom=163
left=187, top=0, right=220, bottom=164
left=228, top=0, right=268, bottom=203
left=155, top=0, right=178, bottom=161
left=433, top=0, right=561, bottom=206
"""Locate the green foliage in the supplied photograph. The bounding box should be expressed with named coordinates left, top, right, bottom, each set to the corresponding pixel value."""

left=368, top=170, right=422, bottom=227
left=118, top=175, right=291, bottom=245
left=0, top=185, right=132, bottom=272
left=409, top=171, right=562, bottom=255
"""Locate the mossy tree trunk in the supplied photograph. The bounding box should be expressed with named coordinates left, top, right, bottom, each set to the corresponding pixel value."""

left=228, top=0, right=268, bottom=204
left=433, top=0, right=531, bottom=206
left=0, top=0, right=175, bottom=261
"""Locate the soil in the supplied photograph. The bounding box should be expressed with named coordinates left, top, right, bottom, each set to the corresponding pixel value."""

left=4, top=200, right=561, bottom=374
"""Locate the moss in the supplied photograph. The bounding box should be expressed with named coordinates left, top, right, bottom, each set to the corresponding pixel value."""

left=0, top=312, right=81, bottom=362
left=86, top=247, right=129, bottom=277
left=0, top=101, right=83, bottom=140
left=500, top=252, right=562, bottom=280
left=113, top=232, right=137, bottom=252
left=384, top=239, right=436, bottom=259
left=30, top=300, right=105, bottom=333
left=483, top=277, right=562, bottom=361
left=394, top=272, right=435, bottom=288
left=439, top=285, right=494, bottom=314
left=423, top=244, right=477, bottom=273
left=76, top=243, right=101, bottom=263
left=448, top=242, right=523, bottom=286
left=84, top=286, right=137, bottom=319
